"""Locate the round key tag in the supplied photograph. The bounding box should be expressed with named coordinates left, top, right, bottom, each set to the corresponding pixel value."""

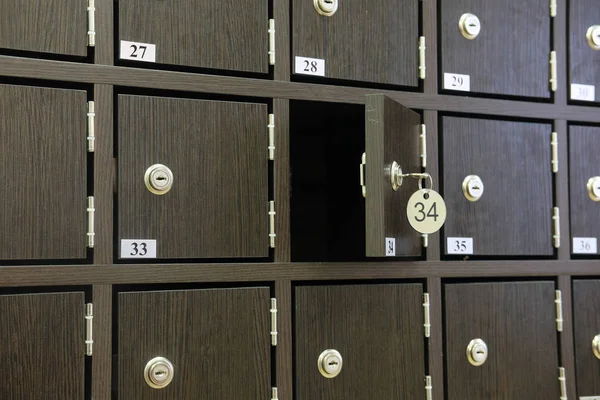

left=406, top=189, right=447, bottom=234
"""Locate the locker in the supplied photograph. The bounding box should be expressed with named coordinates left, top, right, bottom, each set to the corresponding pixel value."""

left=118, top=0, right=269, bottom=73
left=569, top=125, right=600, bottom=256
left=0, top=85, right=88, bottom=261
left=292, top=0, right=419, bottom=87
left=117, top=95, right=269, bottom=260
left=573, top=280, right=600, bottom=397
left=441, top=116, right=554, bottom=257
left=118, top=287, right=271, bottom=399
left=0, top=292, right=86, bottom=399
left=0, top=0, right=88, bottom=57
left=290, top=96, right=424, bottom=261
left=440, top=0, right=551, bottom=98
left=294, top=284, right=425, bottom=399
left=444, top=281, right=559, bottom=400
left=569, top=0, right=600, bottom=103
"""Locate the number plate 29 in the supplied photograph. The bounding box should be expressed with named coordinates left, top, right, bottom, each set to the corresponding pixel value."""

left=406, top=189, right=447, bottom=234
left=120, top=239, right=157, bottom=258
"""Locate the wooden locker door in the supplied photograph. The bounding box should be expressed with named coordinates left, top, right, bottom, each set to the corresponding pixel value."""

left=569, top=125, right=600, bottom=255
left=118, top=287, right=271, bottom=399
left=118, top=95, right=269, bottom=260
left=444, top=282, right=559, bottom=400
left=364, top=94, right=422, bottom=257
left=573, top=280, right=600, bottom=397
left=0, top=0, right=87, bottom=56
left=295, top=284, right=425, bottom=399
left=0, top=85, right=87, bottom=261
left=442, top=116, right=553, bottom=256
left=440, top=0, right=551, bottom=98
left=569, top=0, right=600, bottom=103
left=118, top=0, right=268, bottom=73
left=0, top=292, right=86, bottom=399
left=292, top=0, right=419, bottom=87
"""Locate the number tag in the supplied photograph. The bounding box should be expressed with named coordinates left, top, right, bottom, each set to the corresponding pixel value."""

left=573, top=237, right=598, bottom=254
left=406, top=189, right=447, bottom=234
left=120, top=239, right=157, bottom=258
left=444, top=73, right=471, bottom=92
left=447, top=237, right=474, bottom=255
left=385, top=238, right=396, bottom=256
left=295, top=56, right=325, bottom=76
left=571, top=84, right=596, bottom=101
left=120, top=41, right=156, bottom=63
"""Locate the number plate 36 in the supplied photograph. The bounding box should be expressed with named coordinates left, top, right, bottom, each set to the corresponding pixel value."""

left=406, top=189, right=447, bottom=234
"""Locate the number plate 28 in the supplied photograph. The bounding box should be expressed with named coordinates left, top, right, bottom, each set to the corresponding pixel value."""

left=120, top=239, right=157, bottom=258
left=294, top=56, right=325, bottom=76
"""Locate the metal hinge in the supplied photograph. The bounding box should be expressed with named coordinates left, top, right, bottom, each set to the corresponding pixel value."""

left=87, top=101, right=95, bottom=152
left=268, top=114, right=275, bottom=160
left=269, top=201, right=276, bottom=248
left=420, top=124, right=427, bottom=168
left=85, top=303, right=93, bottom=356
left=87, top=196, right=95, bottom=248
left=553, top=207, right=560, bottom=248
left=271, top=387, right=278, bottom=400
left=551, top=131, right=558, bottom=173
left=555, top=290, right=564, bottom=332
left=550, top=0, right=557, bottom=17
left=550, top=51, right=557, bottom=92
left=270, top=298, right=278, bottom=346
left=87, top=0, right=95, bottom=47
left=268, top=19, right=276, bottom=65
left=360, top=153, right=366, bottom=198
left=423, top=293, right=431, bottom=338
left=419, top=37, right=426, bottom=80
left=425, top=376, right=432, bottom=400
left=559, top=367, right=567, bottom=400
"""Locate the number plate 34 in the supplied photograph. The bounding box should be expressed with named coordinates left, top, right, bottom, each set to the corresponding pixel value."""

left=406, top=189, right=447, bottom=234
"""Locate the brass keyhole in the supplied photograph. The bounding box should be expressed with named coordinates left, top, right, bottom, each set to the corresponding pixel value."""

left=144, top=357, right=174, bottom=389
left=318, top=349, right=343, bottom=378
left=314, top=0, right=338, bottom=16
left=587, top=25, right=600, bottom=50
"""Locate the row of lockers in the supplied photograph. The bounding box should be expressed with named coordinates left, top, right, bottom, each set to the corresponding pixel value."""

left=1, top=84, right=598, bottom=262
left=1, top=280, right=599, bottom=399
left=2, top=0, right=600, bottom=102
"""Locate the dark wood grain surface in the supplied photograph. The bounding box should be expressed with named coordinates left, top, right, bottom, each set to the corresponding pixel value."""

left=118, top=0, right=268, bottom=73
left=569, top=0, right=600, bottom=103
left=569, top=125, right=600, bottom=253
left=118, top=287, right=271, bottom=399
left=292, top=0, right=418, bottom=86
left=427, top=277, right=444, bottom=400
left=294, top=283, right=425, bottom=399
left=92, top=285, right=112, bottom=400
left=273, top=0, right=290, bottom=81
left=556, top=120, right=572, bottom=259
left=424, top=110, right=441, bottom=260
left=118, top=95, right=269, bottom=259
left=365, top=94, right=422, bottom=257
left=0, top=85, right=87, bottom=260
left=275, top=280, right=293, bottom=400
left=440, top=0, right=551, bottom=98
left=274, top=99, right=291, bottom=262
left=0, top=0, right=86, bottom=56
left=442, top=116, right=553, bottom=256
left=95, top=0, right=113, bottom=65
left=573, top=279, right=600, bottom=397
left=558, top=275, right=577, bottom=400
left=445, top=281, right=559, bottom=400
left=0, top=292, right=85, bottom=399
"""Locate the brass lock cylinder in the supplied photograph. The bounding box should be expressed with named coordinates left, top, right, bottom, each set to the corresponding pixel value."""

left=466, top=338, right=488, bottom=366
left=314, top=0, right=338, bottom=17
left=144, top=164, right=174, bottom=195
left=587, top=25, right=600, bottom=50
left=318, top=349, right=343, bottom=378
left=459, top=13, right=481, bottom=40
left=144, top=357, right=174, bottom=389
left=593, top=335, right=600, bottom=359
left=462, top=175, right=484, bottom=202
left=587, top=176, right=600, bottom=201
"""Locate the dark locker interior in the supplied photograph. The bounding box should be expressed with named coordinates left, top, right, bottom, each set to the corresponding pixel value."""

left=0, top=0, right=597, bottom=399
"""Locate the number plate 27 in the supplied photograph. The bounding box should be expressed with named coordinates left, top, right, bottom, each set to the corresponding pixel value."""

left=120, top=41, right=157, bottom=63
left=120, top=239, right=157, bottom=258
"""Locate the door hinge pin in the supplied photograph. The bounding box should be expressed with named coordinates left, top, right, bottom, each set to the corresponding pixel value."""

left=550, top=0, right=557, bottom=17
left=420, top=124, right=427, bottom=168
left=550, top=51, right=557, bottom=92
left=87, top=196, right=95, bottom=248
left=270, top=298, right=278, bottom=346
left=268, top=19, right=276, bottom=65
left=360, top=153, right=367, bottom=198
left=87, top=101, right=95, bottom=152
left=268, top=114, right=275, bottom=160
left=555, top=290, right=564, bottom=332
left=269, top=201, right=276, bottom=248
left=419, top=36, right=426, bottom=80
left=271, top=387, right=278, bottom=400
left=425, top=376, right=432, bottom=400
left=87, top=0, right=96, bottom=47
left=551, top=131, right=558, bottom=173
left=423, top=293, right=431, bottom=338
left=422, top=233, right=429, bottom=248
left=558, top=367, right=567, bottom=400
left=553, top=207, right=561, bottom=248
left=85, top=303, right=93, bottom=356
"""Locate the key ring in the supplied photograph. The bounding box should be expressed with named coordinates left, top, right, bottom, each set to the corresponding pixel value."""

left=400, top=172, right=433, bottom=193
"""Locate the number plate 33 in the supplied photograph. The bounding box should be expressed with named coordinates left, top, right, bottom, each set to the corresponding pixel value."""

left=406, top=189, right=447, bottom=234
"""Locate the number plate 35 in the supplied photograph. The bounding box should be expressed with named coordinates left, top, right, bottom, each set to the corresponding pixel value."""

left=406, top=189, right=447, bottom=234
